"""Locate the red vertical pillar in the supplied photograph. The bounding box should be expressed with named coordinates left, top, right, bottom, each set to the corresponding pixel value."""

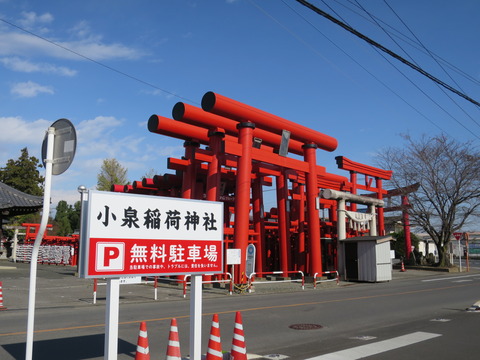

left=276, top=169, right=290, bottom=276
left=181, top=141, right=199, bottom=199
left=291, top=181, right=305, bottom=272
left=252, top=174, right=265, bottom=275
left=376, top=178, right=385, bottom=236
left=298, top=183, right=306, bottom=273
left=402, top=195, right=412, bottom=260
left=206, top=129, right=224, bottom=202
left=303, top=144, right=322, bottom=276
left=350, top=172, right=357, bottom=212
left=234, top=122, right=255, bottom=283
left=180, top=141, right=198, bottom=283
left=205, top=129, right=225, bottom=283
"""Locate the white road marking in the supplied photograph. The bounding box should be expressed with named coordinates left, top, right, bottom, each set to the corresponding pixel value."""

left=422, top=274, right=480, bottom=282
left=349, top=335, right=377, bottom=341
left=305, top=332, right=441, bottom=360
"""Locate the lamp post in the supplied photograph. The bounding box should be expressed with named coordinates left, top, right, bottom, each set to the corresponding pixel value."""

left=77, top=185, right=87, bottom=273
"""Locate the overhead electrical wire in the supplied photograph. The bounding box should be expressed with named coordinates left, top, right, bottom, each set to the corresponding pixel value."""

left=274, top=0, right=447, bottom=133
left=349, top=0, right=480, bottom=137
left=0, top=17, right=198, bottom=105
left=381, top=0, right=480, bottom=123
left=336, top=0, right=480, bottom=87
left=275, top=0, right=478, bottom=138
left=381, top=0, right=472, bottom=93
left=294, top=0, right=480, bottom=108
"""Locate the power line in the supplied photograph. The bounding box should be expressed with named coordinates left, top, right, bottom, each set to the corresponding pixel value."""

left=350, top=0, right=480, bottom=134
left=379, top=0, right=480, bottom=127
left=294, top=0, right=480, bottom=108
left=277, top=0, right=447, bottom=134
left=382, top=0, right=464, bottom=90
left=278, top=0, right=478, bottom=138
left=0, top=17, right=198, bottom=105
left=333, top=0, right=480, bottom=87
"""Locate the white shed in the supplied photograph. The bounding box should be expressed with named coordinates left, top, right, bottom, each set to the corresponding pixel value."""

left=340, top=235, right=393, bottom=282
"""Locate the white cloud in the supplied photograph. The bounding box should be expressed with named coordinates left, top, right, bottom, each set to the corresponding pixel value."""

left=0, top=31, right=144, bottom=61
left=63, top=39, right=142, bottom=60
left=18, top=11, right=54, bottom=28
left=76, top=115, right=123, bottom=141
left=0, top=56, right=77, bottom=76
left=68, top=20, right=95, bottom=40
left=0, top=116, right=50, bottom=144
left=10, top=81, right=54, bottom=97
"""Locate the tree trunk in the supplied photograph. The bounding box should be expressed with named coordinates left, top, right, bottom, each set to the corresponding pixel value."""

left=436, top=245, right=447, bottom=267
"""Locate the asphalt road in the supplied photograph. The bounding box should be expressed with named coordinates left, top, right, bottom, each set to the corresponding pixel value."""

left=1, top=260, right=479, bottom=359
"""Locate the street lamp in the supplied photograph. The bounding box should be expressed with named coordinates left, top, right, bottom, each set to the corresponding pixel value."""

left=77, top=185, right=87, bottom=274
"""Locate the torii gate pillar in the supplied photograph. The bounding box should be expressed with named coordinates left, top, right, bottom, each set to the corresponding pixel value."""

left=304, top=144, right=322, bottom=276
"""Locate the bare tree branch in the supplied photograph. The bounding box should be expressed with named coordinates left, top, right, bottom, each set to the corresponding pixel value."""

left=376, top=134, right=480, bottom=266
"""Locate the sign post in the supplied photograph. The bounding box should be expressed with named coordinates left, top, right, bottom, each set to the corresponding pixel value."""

left=190, top=274, right=202, bottom=360
left=453, top=232, right=463, bottom=272
left=26, top=119, right=76, bottom=360
left=79, top=190, right=224, bottom=360
left=105, top=279, right=120, bottom=360
left=464, top=232, right=470, bottom=272
left=246, top=244, right=256, bottom=278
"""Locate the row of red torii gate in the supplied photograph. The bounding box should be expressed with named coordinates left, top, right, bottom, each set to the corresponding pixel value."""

left=112, top=91, right=396, bottom=283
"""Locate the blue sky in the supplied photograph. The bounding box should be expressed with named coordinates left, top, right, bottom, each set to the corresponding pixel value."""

left=1, top=0, right=479, bottom=211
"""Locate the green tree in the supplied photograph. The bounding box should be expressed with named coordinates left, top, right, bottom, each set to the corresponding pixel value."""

left=53, top=200, right=81, bottom=236
left=69, top=201, right=81, bottom=232
left=97, top=158, right=129, bottom=191
left=0, top=147, right=44, bottom=196
left=55, top=200, right=73, bottom=236
left=377, top=134, right=480, bottom=267
left=392, top=230, right=420, bottom=262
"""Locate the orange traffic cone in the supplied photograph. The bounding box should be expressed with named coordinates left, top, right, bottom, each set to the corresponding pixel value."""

left=166, top=318, right=181, bottom=360
left=400, top=260, right=406, bottom=272
left=0, top=281, right=6, bottom=311
left=135, top=322, right=150, bottom=360
left=230, top=312, right=247, bottom=360
left=206, top=314, right=222, bottom=360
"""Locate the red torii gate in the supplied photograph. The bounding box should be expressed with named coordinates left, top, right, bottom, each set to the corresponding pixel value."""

left=383, top=183, right=420, bottom=260
left=114, top=91, right=392, bottom=284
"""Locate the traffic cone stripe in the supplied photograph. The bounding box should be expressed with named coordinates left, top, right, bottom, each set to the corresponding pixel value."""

left=232, top=345, right=246, bottom=354
left=233, top=333, right=244, bottom=341
left=0, top=281, right=6, bottom=310
left=136, top=345, right=149, bottom=355
left=210, top=334, right=221, bottom=342
left=208, top=349, right=223, bottom=358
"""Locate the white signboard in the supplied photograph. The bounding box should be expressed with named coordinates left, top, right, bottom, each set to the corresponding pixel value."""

left=79, top=191, right=224, bottom=278
left=227, top=248, right=241, bottom=265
